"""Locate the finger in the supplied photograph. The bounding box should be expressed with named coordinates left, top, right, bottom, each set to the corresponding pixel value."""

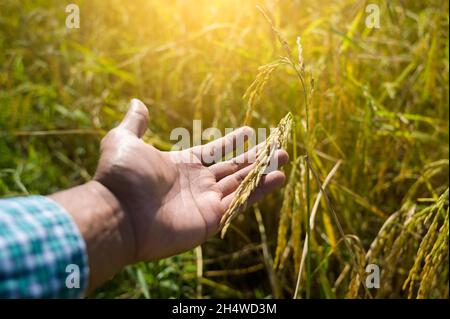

left=191, top=126, right=255, bottom=165
left=118, top=98, right=149, bottom=138
left=221, top=170, right=286, bottom=210
left=217, top=149, right=289, bottom=196
left=209, top=142, right=264, bottom=181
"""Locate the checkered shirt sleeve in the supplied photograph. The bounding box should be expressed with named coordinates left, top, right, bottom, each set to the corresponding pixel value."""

left=0, top=196, right=88, bottom=298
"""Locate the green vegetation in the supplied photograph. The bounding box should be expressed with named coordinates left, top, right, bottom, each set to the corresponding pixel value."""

left=0, top=0, right=448, bottom=298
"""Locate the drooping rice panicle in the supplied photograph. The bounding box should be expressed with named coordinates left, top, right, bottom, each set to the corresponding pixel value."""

left=220, top=113, right=294, bottom=238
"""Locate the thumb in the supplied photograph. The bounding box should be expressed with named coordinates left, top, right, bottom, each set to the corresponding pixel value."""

left=118, top=98, right=149, bottom=138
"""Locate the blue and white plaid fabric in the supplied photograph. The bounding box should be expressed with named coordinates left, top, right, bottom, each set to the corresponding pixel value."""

left=0, top=196, right=88, bottom=298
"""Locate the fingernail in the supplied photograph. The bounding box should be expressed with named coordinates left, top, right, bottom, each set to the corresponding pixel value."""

left=130, top=98, right=142, bottom=108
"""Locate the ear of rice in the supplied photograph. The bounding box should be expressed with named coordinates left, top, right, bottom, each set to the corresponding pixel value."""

left=220, top=112, right=293, bottom=238
left=243, top=61, right=281, bottom=126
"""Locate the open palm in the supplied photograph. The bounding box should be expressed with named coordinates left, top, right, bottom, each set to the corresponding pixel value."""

left=94, top=99, right=288, bottom=262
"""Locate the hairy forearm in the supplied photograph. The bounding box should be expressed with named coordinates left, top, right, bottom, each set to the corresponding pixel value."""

left=48, top=181, right=136, bottom=292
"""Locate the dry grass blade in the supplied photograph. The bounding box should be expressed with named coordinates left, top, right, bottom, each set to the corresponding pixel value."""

left=220, top=113, right=294, bottom=238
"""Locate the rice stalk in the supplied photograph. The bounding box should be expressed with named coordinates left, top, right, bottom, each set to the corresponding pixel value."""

left=365, top=208, right=405, bottom=267
left=417, top=214, right=448, bottom=298
left=306, top=156, right=372, bottom=298
left=296, top=36, right=305, bottom=72
left=308, top=234, right=366, bottom=298
left=293, top=160, right=341, bottom=298
left=256, top=4, right=310, bottom=126
left=274, top=158, right=301, bottom=270
left=253, top=204, right=281, bottom=298
left=195, top=245, right=203, bottom=298
left=345, top=237, right=366, bottom=299
left=256, top=5, right=292, bottom=60
left=220, top=112, right=294, bottom=238
left=243, top=61, right=281, bottom=126
left=403, top=189, right=449, bottom=298
left=256, top=5, right=315, bottom=297
left=193, top=73, right=214, bottom=120
left=278, top=236, right=293, bottom=273
left=291, top=179, right=305, bottom=275
left=367, top=188, right=449, bottom=298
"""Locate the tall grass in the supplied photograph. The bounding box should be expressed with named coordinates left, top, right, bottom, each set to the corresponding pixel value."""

left=0, top=0, right=448, bottom=298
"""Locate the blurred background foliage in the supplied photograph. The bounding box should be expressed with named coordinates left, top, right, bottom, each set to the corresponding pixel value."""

left=0, top=0, right=448, bottom=298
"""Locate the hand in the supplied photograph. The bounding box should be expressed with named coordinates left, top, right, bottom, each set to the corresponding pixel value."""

left=50, top=98, right=288, bottom=291
left=94, top=99, right=288, bottom=262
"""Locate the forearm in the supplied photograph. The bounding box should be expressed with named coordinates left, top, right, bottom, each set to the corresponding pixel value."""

left=49, top=181, right=136, bottom=292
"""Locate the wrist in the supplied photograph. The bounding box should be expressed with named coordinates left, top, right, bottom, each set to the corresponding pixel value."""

left=49, top=180, right=136, bottom=292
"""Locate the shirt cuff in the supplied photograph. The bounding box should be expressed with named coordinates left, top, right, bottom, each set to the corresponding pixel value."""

left=0, top=195, right=89, bottom=298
